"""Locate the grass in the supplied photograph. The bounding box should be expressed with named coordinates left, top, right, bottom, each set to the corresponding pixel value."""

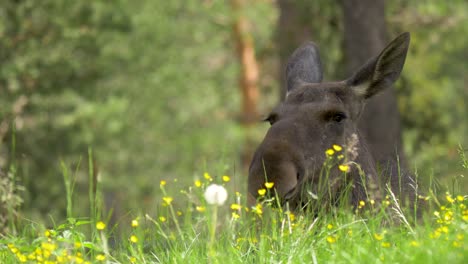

left=1, top=152, right=467, bottom=263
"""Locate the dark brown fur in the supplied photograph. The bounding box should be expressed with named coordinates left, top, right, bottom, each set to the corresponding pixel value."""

left=248, top=33, right=417, bottom=210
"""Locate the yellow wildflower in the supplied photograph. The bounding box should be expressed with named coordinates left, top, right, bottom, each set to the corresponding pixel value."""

left=265, top=182, right=274, bottom=189
left=160, top=180, right=166, bottom=187
left=358, top=200, right=365, bottom=208
left=131, top=219, right=139, bottom=228
left=231, top=203, right=242, bottom=210
left=446, top=194, right=455, bottom=203
left=195, top=180, right=202, bottom=187
left=222, top=175, right=230, bottom=182
left=258, top=189, right=267, bottom=196
left=382, top=242, right=391, bottom=248
left=332, top=144, right=342, bottom=151
left=410, top=240, right=420, bottom=247
left=232, top=212, right=240, bottom=219
left=252, top=204, right=262, bottom=216
left=177, top=211, right=183, bottom=216
left=203, top=172, right=212, bottom=181
left=130, top=235, right=138, bottom=243
left=130, top=257, right=137, bottom=263
left=9, top=246, right=18, bottom=254
left=163, top=196, right=173, bottom=205
left=96, top=254, right=106, bottom=261
left=374, top=233, right=384, bottom=241
left=339, top=164, right=350, bottom=172
left=196, top=206, right=206, bottom=212
left=325, top=149, right=335, bottom=156
left=441, top=226, right=449, bottom=233
left=41, top=242, right=56, bottom=251
left=463, top=210, right=468, bottom=222
left=327, top=224, right=333, bottom=230
left=96, top=221, right=106, bottom=230
left=326, top=235, right=337, bottom=244
left=456, top=195, right=464, bottom=202
left=159, top=216, right=166, bottom=222
left=17, top=254, right=27, bottom=262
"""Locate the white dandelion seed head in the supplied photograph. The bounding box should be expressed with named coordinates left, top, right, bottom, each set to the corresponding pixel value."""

left=204, top=184, right=228, bottom=205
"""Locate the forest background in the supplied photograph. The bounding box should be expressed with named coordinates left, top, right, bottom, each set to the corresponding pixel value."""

left=0, top=0, right=466, bottom=228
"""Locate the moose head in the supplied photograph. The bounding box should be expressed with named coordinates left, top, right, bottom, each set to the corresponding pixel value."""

left=248, top=33, right=413, bottom=209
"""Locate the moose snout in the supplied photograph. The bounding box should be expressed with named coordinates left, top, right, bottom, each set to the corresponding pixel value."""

left=248, top=143, right=305, bottom=206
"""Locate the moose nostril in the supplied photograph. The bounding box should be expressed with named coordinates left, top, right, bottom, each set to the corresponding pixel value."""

left=296, top=172, right=301, bottom=181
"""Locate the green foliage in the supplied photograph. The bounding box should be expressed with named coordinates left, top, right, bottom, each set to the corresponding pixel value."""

left=0, top=0, right=466, bottom=225
left=0, top=0, right=131, bottom=220
left=387, top=0, right=468, bottom=184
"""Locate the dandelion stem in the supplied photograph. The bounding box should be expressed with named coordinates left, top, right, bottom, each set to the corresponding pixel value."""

left=208, top=205, right=218, bottom=260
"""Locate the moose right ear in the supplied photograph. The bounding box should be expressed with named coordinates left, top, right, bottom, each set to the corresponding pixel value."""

left=347, top=32, right=410, bottom=99
left=285, top=42, right=323, bottom=94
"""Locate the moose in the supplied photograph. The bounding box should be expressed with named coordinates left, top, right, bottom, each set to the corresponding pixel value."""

left=248, top=33, right=417, bottom=211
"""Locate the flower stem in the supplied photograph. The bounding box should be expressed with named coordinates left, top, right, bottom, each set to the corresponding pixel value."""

left=208, top=205, right=218, bottom=260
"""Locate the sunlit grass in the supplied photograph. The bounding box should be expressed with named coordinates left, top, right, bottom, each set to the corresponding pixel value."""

left=1, top=147, right=467, bottom=263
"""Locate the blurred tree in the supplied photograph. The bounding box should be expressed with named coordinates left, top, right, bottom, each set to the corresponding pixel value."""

left=277, top=0, right=342, bottom=99
left=341, top=0, right=406, bottom=171
left=231, top=0, right=260, bottom=170
left=0, top=0, right=131, bottom=220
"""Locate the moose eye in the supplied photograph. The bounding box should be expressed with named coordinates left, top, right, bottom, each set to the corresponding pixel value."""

left=263, top=113, right=278, bottom=125
left=332, top=112, right=347, bottom=123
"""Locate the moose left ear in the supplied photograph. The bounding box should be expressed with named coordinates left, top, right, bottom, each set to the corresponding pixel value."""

left=285, top=41, right=323, bottom=94
left=347, top=32, right=410, bottom=99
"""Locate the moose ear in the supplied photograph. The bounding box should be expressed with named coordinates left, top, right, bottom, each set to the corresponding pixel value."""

left=285, top=42, right=323, bottom=94
left=347, top=32, right=410, bottom=99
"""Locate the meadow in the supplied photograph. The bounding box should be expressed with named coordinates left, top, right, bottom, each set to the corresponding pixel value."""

left=1, top=2, right=467, bottom=263
left=1, top=147, right=466, bottom=264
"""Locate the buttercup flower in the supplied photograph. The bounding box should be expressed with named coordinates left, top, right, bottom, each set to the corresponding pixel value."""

left=231, top=203, right=242, bottom=210
left=204, top=184, right=228, bottom=205
left=326, top=235, right=337, bottom=243
left=258, top=189, right=267, bottom=196
left=162, top=196, right=173, bottom=205
left=339, top=164, right=350, bottom=172
left=96, top=221, right=106, bottom=230
left=204, top=172, right=213, bottom=181
left=195, top=180, right=202, bottom=187
left=332, top=144, right=342, bottom=151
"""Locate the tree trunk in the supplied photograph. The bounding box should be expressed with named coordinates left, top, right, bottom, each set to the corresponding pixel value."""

left=341, top=0, right=406, bottom=169
left=277, top=0, right=314, bottom=100
left=231, top=0, right=260, bottom=170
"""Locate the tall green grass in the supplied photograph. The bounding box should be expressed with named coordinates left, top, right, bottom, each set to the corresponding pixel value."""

left=0, top=149, right=467, bottom=263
